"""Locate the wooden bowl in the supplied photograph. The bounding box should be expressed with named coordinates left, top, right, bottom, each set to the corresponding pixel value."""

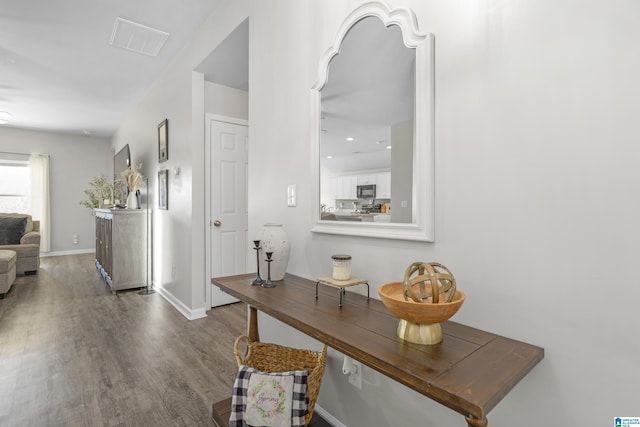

left=378, top=282, right=465, bottom=325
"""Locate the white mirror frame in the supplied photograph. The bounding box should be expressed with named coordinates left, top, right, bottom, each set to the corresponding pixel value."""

left=310, top=1, right=435, bottom=242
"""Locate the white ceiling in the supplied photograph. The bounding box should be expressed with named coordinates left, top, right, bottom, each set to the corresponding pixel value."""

left=0, top=2, right=411, bottom=160
left=0, top=0, right=224, bottom=137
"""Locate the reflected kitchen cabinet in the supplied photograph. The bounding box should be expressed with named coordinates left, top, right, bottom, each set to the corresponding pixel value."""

left=331, top=173, right=389, bottom=201
left=330, top=175, right=358, bottom=200
left=342, top=176, right=357, bottom=199
left=357, top=174, right=375, bottom=185
left=375, top=172, right=391, bottom=199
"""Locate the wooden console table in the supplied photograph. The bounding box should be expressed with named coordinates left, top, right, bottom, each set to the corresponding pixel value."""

left=211, top=274, right=543, bottom=427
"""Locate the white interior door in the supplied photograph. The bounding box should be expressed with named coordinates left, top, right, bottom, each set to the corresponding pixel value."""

left=209, top=118, right=248, bottom=307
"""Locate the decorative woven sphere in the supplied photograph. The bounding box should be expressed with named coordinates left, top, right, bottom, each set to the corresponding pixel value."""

left=402, top=262, right=456, bottom=304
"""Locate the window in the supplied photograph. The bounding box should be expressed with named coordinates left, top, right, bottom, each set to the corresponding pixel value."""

left=0, top=157, right=30, bottom=213
left=0, top=152, right=50, bottom=252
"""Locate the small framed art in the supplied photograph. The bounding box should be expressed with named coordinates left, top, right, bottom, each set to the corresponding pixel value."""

left=158, top=169, right=168, bottom=210
left=158, top=119, right=168, bottom=163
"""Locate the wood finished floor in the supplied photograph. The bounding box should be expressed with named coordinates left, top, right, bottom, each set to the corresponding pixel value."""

left=0, top=253, right=248, bottom=426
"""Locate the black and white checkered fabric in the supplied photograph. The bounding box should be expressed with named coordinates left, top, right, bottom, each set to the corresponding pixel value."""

left=228, top=365, right=309, bottom=427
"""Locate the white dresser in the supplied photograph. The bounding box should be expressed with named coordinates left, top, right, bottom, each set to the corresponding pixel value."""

left=94, top=208, right=148, bottom=292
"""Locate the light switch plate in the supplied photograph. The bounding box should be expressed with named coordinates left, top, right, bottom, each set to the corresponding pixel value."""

left=287, top=184, right=296, bottom=207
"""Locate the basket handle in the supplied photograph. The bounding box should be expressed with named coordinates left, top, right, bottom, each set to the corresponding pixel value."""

left=233, top=335, right=253, bottom=365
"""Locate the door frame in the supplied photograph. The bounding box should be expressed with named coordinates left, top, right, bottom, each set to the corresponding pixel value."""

left=204, top=113, right=249, bottom=309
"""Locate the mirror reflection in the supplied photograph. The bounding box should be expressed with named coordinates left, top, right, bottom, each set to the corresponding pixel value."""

left=320, top=16, right=415, bottom=224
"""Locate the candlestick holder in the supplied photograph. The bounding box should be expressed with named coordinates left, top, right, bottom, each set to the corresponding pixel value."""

left=251, top=240, right=265, bottom=286
left=262, top=251, right=275, bottom=288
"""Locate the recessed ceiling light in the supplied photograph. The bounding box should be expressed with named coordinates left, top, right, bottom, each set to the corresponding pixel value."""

left=386, top=146, right=392, bottom=149
left=346, top=137, right=354, bottom=141
left=0, top=111, right=13, bottom=125
left=327, top=155, right=333, bottom=159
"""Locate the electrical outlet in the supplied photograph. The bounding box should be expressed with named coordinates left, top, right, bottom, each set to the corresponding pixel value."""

left=72, top=234, right=79, bottom=245
left=348, top=360, right=362, bottom=389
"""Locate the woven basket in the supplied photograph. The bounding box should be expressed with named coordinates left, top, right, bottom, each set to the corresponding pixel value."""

left=234, top=335, right=328, bottom=426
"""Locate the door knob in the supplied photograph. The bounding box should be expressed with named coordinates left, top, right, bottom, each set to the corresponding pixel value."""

left=213, top=220, right=222, bottom=227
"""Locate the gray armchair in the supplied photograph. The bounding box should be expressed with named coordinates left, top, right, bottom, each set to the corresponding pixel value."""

left=0, top=213, right=41, bottom=275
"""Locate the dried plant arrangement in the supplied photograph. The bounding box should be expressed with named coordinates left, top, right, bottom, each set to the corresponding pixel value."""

left=121, top=163, right=144, bottom=193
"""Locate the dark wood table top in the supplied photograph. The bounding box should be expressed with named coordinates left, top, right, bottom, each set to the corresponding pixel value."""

left=212, top=273, right=544, bottom=421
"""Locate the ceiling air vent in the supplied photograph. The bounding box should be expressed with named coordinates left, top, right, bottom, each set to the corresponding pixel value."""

left=109, top=17, right=170, bottom=57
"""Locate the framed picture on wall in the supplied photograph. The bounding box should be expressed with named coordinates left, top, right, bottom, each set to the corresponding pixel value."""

left=158, top=119, right=168, bottom=163
left=158, top=169, right=168, bottom=210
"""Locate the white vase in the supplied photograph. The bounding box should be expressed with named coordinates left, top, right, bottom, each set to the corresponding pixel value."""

left=126, top=191, right=139, bottom=209
left=256, top=223, right=290, bottom=281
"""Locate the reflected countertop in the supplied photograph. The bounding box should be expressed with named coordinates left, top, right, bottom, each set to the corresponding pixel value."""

left=321, top=212, right=389, bottom=222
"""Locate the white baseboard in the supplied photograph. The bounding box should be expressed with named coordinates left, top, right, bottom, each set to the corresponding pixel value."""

left=40, top=249, right=95, bottom=257
left=314, top=405, right=345, bottom=427
left=38, top=252, right=210, bottom=320
left=153, top=282, right=207, bottom=320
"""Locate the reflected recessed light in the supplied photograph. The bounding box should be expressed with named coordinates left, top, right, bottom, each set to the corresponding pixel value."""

left=346, top=137, right=354, bottom=141
left=327, top=155, right=333, bottom=159
left=386, top=146, right=392, bottom=149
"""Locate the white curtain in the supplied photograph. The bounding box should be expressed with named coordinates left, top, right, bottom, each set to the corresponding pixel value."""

left=29, top=154, right=50, bottom=252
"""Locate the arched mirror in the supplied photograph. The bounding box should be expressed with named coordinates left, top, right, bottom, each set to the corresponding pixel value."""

left=310, top=2, right=435, bottom=241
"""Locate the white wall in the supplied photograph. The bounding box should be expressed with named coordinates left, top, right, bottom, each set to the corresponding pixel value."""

left=248, top=1, right=640, bottom=426
left=111, top=0, right=251, bottom=317
left=0, top=127, right=112, bottom=254
left=205, top=81, right=248, bottom=119
left=113, top=0, right=640, bottom=425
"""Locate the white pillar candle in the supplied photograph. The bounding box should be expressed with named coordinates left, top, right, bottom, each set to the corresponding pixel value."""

left=332, top=254, right=352, bottom=280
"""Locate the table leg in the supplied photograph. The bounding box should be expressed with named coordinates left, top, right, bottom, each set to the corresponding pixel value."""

left=465, top=415, right=488, bottom=427
left=248, top=306, right=260, bottom=342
